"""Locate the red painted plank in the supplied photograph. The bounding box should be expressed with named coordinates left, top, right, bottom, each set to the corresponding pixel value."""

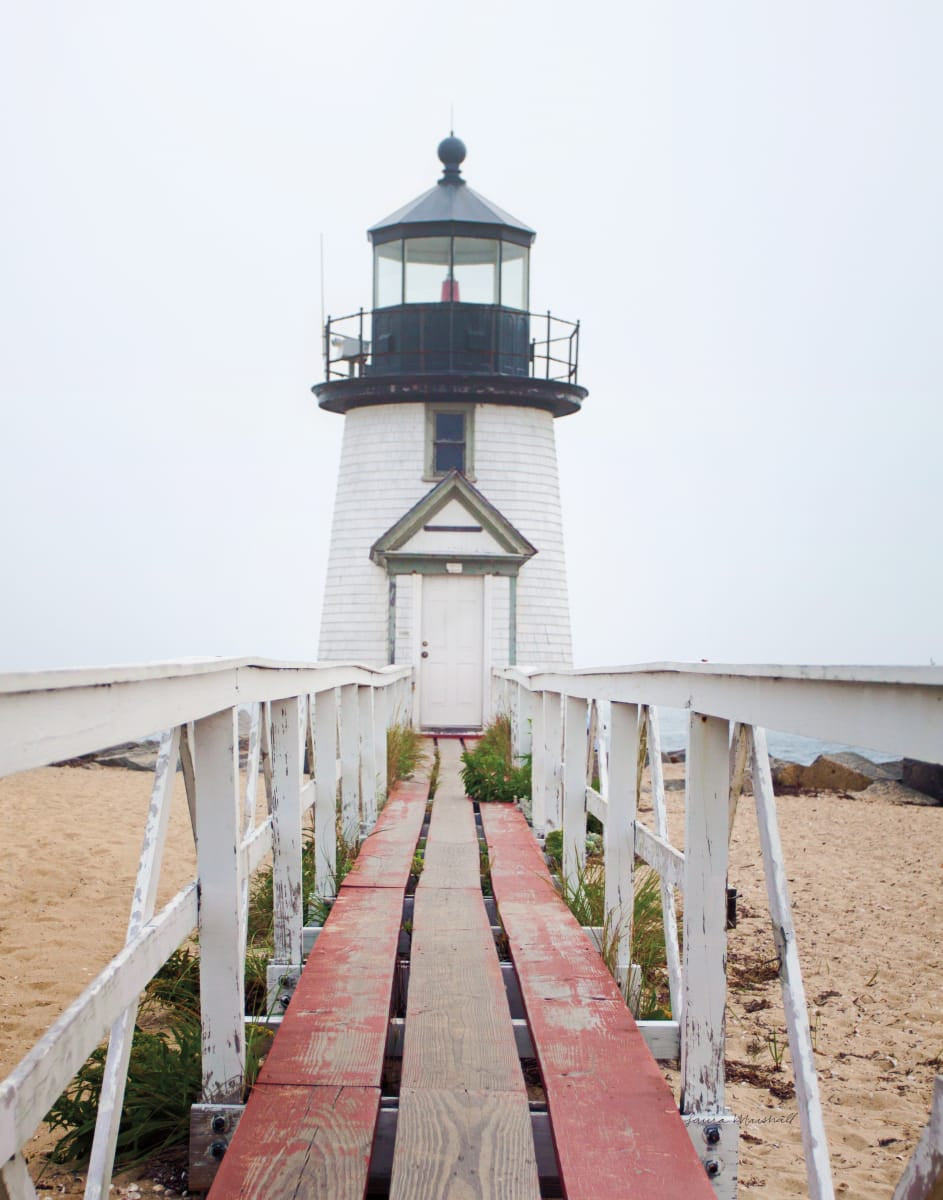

left=208, top=1084, right=378, bottom=1199
left=208, top=778, right=428, bottom=1198
left=480, top=803, right=715, bottom=1200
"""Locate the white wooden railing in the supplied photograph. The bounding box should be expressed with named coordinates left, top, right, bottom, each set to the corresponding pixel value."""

left=0, top=658, right=412, bottom=1200
left=494, top=662, right=943, bottom=1200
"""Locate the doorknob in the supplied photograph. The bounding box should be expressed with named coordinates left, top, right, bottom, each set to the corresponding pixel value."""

left=421, top=651, right=429, bottom=658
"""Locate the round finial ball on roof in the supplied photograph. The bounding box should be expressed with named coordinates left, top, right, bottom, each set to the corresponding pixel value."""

left=438, top=135, right=467, bottom=168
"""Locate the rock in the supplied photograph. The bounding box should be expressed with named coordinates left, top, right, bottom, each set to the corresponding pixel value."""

left=901, top=758, right=943, bottom=804
left=770, top=754, right=898, bottom=793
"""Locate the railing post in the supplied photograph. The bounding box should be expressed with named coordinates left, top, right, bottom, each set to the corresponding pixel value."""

left=543, top=691, right=563, bottom=830
left=193, top=707, right=245, bottom=1102
left=339, top=683, right=361, bottom=844
left=314, top=688, right=339, bottom=904
left=517, top=683, right=533, bottom=765
left=189, top=708, right=245, bottom=1191
left=374, top=683, right=389, bottom=804
left=266, top=698, right=304, bottom=1012
left=562, top=695, right=588, bottom=885
left=359, top=685, right=377, bottom=830
left=681, top=712, right=738, bottom=1192
left=607, top=702, right=638, bottom=991
left=530, top=690, right=547, bottom=833
left=509, top=681, right=520, bottom=760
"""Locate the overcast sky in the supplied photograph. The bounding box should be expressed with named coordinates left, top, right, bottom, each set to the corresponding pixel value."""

left=1, top=2, right=940, bottom=672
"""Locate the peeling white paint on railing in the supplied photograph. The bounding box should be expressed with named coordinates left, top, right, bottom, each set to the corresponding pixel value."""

left=494, top=661, right=943, bottom=1199
left=0, top=658, right=411, bottom=1199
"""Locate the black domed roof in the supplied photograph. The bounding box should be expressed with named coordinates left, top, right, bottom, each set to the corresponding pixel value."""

left=368, top=137, right=535, bottom=247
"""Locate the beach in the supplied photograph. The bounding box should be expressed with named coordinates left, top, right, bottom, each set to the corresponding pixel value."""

left=0, top=759, right=939, bottom=1196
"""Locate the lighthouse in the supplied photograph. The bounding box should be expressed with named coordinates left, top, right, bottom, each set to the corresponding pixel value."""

left=316, top=137, right=586, bottom=731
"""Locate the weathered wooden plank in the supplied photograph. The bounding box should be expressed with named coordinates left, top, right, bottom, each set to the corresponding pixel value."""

left=391, top=1089, right=539, bottom=1200
left=480, top=802, right=715, bottom=1200
left=206, top=775, right=427, bottom=1196
left=340, top=780, right=429, bottom=890
left=207, top=1084, right=378, bottom=1200
left=392, top=746, right=539, bottom=1198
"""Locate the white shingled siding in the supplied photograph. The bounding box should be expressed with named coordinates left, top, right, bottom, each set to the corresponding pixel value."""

left=474, top=406, right=573, bottom=666
left=490, top=574, right=511, bottom=666
left=318, top=402, right=572, bottom=669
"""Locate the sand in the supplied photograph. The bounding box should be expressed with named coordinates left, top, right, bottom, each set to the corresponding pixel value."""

left=0, top=760, right=940, bottom=1197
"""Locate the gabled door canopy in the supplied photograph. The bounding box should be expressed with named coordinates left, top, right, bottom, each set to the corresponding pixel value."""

left=370, top=470, right=536, bottom=575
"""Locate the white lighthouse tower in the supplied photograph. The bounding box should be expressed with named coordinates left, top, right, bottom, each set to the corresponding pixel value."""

left=316, top=137, right=586, bottom=731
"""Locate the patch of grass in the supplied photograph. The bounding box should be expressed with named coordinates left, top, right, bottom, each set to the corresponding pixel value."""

left=544, top=839, right=671, bottom=1019
left=480, top=843, right=493, bottom=897
left=44, top=952, right=274, bottom=1170
left=461, top=716, right=530, bottom=804
left=387, top=721, right=426, bottom=788
left=428, top=746, right=441, bottom=799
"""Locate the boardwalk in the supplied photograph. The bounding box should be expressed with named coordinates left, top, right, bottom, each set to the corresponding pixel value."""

left=208, top=740, right=712, bottom=1199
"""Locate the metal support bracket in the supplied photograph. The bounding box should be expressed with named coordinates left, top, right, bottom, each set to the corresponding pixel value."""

left=189, top=1103, right=245, bottom=1192
left=683, top=1111, right=740, bottom=1199
left=266, top=963, right=302, bottom=1013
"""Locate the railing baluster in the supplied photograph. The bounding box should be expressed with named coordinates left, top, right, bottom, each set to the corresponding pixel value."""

left=85, top=728, right=181, bottom=1200
left=607, top=702, right=638, bottom=991
left=373, top=683, right=389, bottom=805
left=751, top=725, right=835, bottom=1199
left=339, top=683, right=361, bottom=843
left=562, top=695, right=588, bottom=884
left=268, top=698, right=304, bottom=1009
left=359, top=685, right=377, bottom=829
left=314, top=688, right=339, bottom=902
left=543, top=691, right=563, bottom=831
left=645, top=706, right=682, bottom=1019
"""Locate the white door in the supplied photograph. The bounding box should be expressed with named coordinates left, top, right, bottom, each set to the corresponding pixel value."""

left=419, top=574, right=484, bottom=729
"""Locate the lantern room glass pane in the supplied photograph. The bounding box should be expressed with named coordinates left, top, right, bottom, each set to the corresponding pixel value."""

left=452, top=237, right=499, bottom=304
left=374, top=241, right=403, bottom=307
left=405, top=237, right=451, bottom=303
left=500, top=242, right=529, bottom=310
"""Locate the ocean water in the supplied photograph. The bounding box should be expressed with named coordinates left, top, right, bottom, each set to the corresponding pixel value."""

left=653, top=706, right=900, bottom=766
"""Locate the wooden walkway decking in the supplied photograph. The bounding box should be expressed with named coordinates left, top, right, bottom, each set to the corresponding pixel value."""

left=208, top=741, right=714, bottom=1199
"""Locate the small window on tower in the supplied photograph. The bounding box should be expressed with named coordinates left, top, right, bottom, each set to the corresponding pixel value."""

left=426, top=405, right=474, bottom=478
left=434, top=411, right=465, bottom=472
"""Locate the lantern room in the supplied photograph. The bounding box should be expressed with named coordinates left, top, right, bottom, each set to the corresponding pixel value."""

left=316, top=136, right=585, bottom=415
left=367, top=136, right=533, bottom=377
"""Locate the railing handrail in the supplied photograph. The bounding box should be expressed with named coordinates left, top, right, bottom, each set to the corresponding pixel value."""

left=0, top=659, right=412, bottom=779
left=495, top=661, right=943, bottom=763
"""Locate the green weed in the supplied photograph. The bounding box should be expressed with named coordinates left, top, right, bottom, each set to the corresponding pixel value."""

left=461, top=716, right=530, bottom=804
